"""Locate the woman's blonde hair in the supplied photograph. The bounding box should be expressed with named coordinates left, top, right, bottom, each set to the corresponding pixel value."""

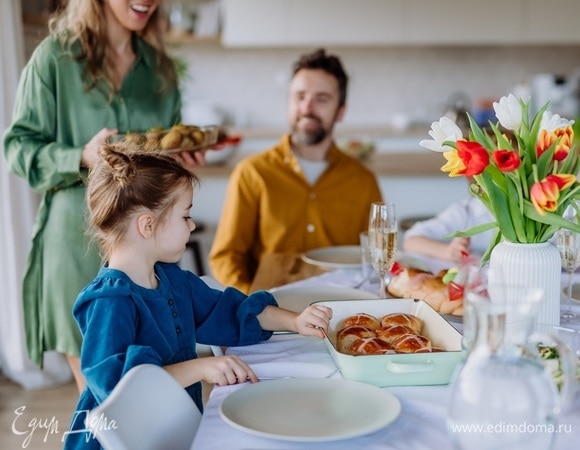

left=87, top=145, right=199, bottom=260
left=49, top=0, right=176, bottom=99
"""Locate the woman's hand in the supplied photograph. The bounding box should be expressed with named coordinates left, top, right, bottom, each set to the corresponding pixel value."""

left=294, top=305, right=333, bottom=339
left=82, top=127, right=118, bottom=169
left=171, top=149, right=207, bottom=170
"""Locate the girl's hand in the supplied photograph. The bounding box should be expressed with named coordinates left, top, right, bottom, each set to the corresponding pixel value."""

left=196, top=355, right=258, bottom=386
left=82, top=128, right=118, bottom=169
left=294, top=305, right=333, bottom=339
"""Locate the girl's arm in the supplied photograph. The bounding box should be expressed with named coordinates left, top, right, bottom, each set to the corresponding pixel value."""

left=256, top=304, right=333, bottom=338
left=165, top=354, right=259, bottom=388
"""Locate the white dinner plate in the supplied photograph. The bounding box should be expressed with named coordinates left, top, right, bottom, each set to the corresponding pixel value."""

left=301, top=245, right=362, bottom=269
left=272, top=286, right=378, bottom=313
left=219, top=378, right=401, bottom=442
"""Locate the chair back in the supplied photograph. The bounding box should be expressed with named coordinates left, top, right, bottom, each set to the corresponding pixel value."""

left=86, top=364, right=201, bottom=450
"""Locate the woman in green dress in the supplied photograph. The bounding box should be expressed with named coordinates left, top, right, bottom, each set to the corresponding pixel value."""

left=3, top=0, right=201, bottom=392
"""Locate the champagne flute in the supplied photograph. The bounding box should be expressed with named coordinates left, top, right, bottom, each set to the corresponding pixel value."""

left=368, top=202, right=397, bottom=298
left=557, top=203, right=580, bottom=322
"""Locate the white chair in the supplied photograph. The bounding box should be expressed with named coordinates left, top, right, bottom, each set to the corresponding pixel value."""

left=86, top=364, right=202, bottom=450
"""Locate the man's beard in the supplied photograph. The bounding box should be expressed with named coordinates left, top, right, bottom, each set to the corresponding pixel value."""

left=290, top=115, right=329, bottom=146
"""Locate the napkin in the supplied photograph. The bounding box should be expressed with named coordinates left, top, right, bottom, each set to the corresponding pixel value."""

left=249, top=361, right=338, bottom=379
left=226, top=334, right=338, bottom=379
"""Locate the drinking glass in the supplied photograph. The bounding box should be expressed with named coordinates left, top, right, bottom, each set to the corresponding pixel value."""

left=557, top=203, right=580, bottom=322
left=368, top=202, right=397, bottom=298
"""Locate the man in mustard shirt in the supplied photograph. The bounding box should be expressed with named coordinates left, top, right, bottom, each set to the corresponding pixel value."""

left=209, top=48, right=383, bottom=293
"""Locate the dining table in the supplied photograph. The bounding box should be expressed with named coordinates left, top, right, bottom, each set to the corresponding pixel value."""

left=191, top=253, right=580, bottom=450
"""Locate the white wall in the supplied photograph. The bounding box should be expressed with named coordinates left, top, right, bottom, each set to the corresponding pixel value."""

left=173, top=44, right=580, bottom=129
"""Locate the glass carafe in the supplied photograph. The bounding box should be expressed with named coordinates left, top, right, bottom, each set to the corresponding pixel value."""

left=447, top=285, right=562, bottom=450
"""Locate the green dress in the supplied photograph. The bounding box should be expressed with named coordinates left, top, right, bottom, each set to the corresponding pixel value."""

left=3, top=35, right=181, bottom=366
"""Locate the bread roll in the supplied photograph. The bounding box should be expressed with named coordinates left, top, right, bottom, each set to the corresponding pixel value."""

left=392, top=334, right=431, bottom=353
left=376, top=325, right=417, bottom=344
left=415, top=346, right=445, bottom=353
left=387, top=266, right=462, bottom=315
left=349, top=337, right=395, bottom=355
left=336, top=325, right=376, bottom=354
left=338, top=313, right=381, bottom=331
left=439, top=298, right=464, bottom=316
left=380, top=313, right=423, bottom=334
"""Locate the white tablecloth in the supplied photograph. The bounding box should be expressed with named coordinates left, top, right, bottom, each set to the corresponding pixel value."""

left=191, top=268, right=580, bottom=449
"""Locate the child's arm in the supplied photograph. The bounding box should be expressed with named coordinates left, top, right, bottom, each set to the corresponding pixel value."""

left=403, top=235, right=470, bottom=262
left=165, top=354, right=259, bottom=388
left=256, top=304, right=333, bottom=338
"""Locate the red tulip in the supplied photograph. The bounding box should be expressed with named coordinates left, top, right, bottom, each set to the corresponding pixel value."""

left=537, top=126, right=574, bottom=161
left=456, top=141, right=490, bottom=176
left=530, top=174, right=576, bottom=215
left=492, top=149, right=521, bottom=172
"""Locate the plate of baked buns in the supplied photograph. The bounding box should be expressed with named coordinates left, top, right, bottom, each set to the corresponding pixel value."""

left=108, top=124, right=219, bottom=154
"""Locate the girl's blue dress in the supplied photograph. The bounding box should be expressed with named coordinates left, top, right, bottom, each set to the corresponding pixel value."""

left=64, top=262, right=276, bottom=449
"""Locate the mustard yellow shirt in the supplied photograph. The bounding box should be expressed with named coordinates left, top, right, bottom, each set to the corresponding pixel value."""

left=209, top=135, right=383, bottom=293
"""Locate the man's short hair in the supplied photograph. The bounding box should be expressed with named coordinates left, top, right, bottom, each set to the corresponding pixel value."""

left=292, top=48, right=348, bottom=106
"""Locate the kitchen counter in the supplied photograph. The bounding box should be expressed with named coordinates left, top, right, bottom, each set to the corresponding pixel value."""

left=195, top=125, right=445, bottom=177
left=195, top=151, right=444, bottom=178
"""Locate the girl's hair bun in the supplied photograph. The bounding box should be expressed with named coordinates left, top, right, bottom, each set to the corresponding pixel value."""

left=99, top=144, right=136, bottom=188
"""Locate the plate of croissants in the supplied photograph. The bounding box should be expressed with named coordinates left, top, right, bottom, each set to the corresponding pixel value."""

left=387, top=262, right=464, bottom=317
left=315, top=298, right=464, bottom=387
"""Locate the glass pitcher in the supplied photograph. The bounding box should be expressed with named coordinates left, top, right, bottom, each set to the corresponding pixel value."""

left=447, top=284, right=574, bottom=450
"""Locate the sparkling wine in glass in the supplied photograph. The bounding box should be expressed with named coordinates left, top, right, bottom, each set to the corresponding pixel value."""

left=368, top=202, right=397, bottom=298
left=557, top=202, right=580, bottom=321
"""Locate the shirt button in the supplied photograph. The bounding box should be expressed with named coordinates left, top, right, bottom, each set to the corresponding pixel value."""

left=176, top=327, right=181, bottom=334
left=172, top=312, right=177, bottom=318
left=168, top=299, right=174, bottom=306
left=309, top=192, right=316, bottom=199
left=118, top=97, right=124, bottom=104
left=307, top=224, right=315, bottom=233
left=293, top=165, right=301, bottom=172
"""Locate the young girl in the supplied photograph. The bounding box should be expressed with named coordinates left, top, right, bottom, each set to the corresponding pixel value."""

left=64, top=145, right=332, bottom=449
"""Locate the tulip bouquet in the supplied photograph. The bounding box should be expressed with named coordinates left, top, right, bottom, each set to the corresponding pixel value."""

left=420, top=94, right=580, bottom=261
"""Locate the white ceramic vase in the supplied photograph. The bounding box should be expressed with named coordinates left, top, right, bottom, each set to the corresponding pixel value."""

left=489, top=241, right=561, bottom=327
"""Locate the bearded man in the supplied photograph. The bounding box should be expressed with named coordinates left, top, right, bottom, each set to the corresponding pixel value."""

left=209, top=49, right=383, bottom=293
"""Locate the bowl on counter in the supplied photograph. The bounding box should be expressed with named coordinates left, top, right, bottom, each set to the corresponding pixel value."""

left=337, top=138, right=376, bottom=160
left=204, top=132, right=242, bottom=165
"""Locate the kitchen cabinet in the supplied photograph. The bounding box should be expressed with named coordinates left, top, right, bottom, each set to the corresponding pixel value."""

left=523, top=0, right=580, bottom=44
left=221, top=0, right=580, bottom=47
left=404, top=0, right=524, bottom=45
left=221, top=0, right=405, bottom=47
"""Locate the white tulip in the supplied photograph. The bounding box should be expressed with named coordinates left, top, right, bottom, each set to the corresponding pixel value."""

left=493, top=94, right=522, bottom=131
left=539, top=110, right=574, bottom=133
left=419, top=116, right=463, bottom=152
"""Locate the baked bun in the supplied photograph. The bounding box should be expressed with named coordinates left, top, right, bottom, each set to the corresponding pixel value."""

left=338, top=313, right=381, bottom=331
left=376, top=325, right=417, bottom=344
left=380, top=313, right=423, bottom=334
left=349, top=337, right=395, bottom=355
left=439, top=298, right=464, bottom=316
left=392, top=334, right=432, bottom=353
left=415, top=346, right=445, bottom=353
left=336, top=325, right=376, bottom=354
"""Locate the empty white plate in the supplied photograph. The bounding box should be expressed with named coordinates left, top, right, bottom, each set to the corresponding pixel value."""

left=301, top=245, right=362, bottom=269
left=272, top=286, right=378, bottom=313
left=219, top=378, right=401, bottom=441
